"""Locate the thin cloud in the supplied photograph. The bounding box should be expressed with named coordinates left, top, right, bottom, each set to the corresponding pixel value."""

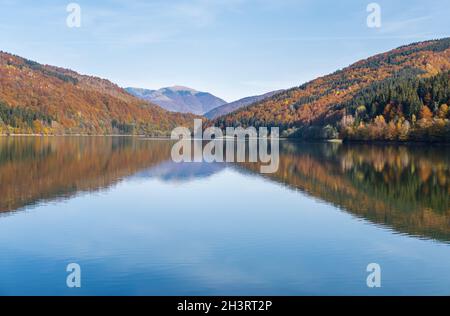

left=380, top=15, right=433, bottom=34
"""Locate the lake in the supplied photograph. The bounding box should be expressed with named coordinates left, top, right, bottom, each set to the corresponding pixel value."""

left=0, top=137, right=449, bottom=295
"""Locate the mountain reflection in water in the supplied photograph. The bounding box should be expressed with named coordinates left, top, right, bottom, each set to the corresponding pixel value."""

left=0, top=137, right=448, bottom=243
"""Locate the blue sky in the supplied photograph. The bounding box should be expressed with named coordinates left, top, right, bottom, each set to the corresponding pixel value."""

left=0, top=0, right=449, bottom=101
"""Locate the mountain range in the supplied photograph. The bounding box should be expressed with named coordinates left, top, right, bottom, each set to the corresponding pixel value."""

left=127, top=86, right=283, bottom=118
left=126, top=86, right=227, bottom=115
left=0, top=38, right=449, bottom=141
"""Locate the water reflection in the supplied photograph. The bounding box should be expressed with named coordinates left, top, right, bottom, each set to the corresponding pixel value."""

left=0, top=137, right=448, bottom=242
left=0, top=137, right=172, bottom=213
left=239, top=142, right=450, bottom=243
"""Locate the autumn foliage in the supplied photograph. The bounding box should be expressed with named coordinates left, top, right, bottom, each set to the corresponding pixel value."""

left=0, top=52, right=196, bottom=135
left=213, top=38, right=450, bottom=142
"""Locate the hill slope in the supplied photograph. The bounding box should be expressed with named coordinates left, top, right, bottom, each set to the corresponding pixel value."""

left=204, top=90, right=283, bottom=119
left=126, top=86, right=226, bottom=115
left=213, top=38, right=450, bottom=142
left=0, top=52, right=195, bottom=135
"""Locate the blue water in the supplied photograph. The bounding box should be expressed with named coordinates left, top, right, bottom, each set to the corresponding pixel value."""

left=0, top=137, right=448, bottom=295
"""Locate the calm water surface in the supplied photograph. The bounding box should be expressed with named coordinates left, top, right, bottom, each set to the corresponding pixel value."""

left=0, top=137, right=449, bottom=295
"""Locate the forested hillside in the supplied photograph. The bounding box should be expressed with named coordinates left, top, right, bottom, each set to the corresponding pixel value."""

left=0, top=52, right=195, bottom=135
left=213, top=38, right=450, bottom=142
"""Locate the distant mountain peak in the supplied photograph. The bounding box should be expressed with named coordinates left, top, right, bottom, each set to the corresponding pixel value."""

left=204, top=90, right=284, bottom=119
left=164, top=86, right=198, bottom=93
left=126, top=86, right=226, bottom=115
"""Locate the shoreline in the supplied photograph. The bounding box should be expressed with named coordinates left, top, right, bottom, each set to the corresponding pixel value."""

left=0, top=133, right=171, bottom=138
left=1, top=134, right=448, bottom=144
